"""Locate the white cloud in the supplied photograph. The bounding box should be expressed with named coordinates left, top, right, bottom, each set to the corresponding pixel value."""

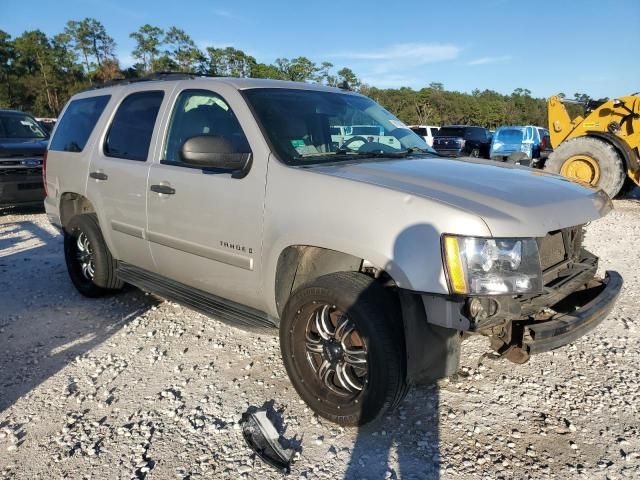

left=467, top=55, right=512, bottom=66
left=211, top=9, right=244, bottom=21
left=330, top=43, right=461, bottom=64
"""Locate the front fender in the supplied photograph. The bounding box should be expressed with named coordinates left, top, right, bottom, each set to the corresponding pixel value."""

left=260, top=160, right=491, bottom=317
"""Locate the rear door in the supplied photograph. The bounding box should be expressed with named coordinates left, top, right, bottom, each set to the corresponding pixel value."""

left=86, top=86, right=172, bottom=272
left=145, top=84, right=268, bottom=309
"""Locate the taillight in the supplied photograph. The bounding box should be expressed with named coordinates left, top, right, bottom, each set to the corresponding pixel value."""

left=540, top=136, right=548, bottom=150
left=43, top=150, right=48, bottom=196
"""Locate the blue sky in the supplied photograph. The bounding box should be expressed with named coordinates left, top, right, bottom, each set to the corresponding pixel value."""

left=2, top=0, right=639, bottom=98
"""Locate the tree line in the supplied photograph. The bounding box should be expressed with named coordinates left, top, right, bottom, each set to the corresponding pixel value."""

left=0, top=18, right=589, bottom=128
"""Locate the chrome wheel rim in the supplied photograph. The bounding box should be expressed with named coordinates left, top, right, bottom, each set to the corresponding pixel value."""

left=303, top=303, right=368, bottom=396
left=76, top=232, right=95, bottom=280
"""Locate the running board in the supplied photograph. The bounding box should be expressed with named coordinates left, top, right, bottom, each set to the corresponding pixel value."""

left=116, top=262, right=277, bottom=332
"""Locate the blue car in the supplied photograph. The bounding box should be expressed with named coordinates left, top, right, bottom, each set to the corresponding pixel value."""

left=489, top=125, right=551, bottom=166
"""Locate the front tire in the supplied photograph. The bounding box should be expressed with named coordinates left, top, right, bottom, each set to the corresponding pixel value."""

left=64, top=214, right=123, bottom=297
left=280, top=272, right=407, bottom=426
left=544, top=137, right=626, bottom=198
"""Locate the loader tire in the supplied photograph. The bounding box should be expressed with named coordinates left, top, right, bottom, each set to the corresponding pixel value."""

left=544, top=136, right=626, bottom=198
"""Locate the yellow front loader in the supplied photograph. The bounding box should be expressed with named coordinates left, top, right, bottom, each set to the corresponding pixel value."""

left=543, top=93, right=640, bottom=197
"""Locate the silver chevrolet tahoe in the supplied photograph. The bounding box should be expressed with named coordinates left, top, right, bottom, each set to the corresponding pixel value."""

left=44, top=74, right=623, bottom=426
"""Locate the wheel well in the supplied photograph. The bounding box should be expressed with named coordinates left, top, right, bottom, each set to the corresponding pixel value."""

left=275, top=246, right=391, bottom=317
left=59, top=193, right=96, bottom=229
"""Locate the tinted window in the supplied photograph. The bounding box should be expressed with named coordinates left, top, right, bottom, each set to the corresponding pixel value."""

left=410, top=127, right=428, bottom=136
left=435, top=127, right=465, bottom=137
left=49, top=95, right=110, bottom=152
left=429, top=127, right=439, bottom=136
left=104, top=91, right=164, bottom=161
left=164, top=89, right=251, bottom=163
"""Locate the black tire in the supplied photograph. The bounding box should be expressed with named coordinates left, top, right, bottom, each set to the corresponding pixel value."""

left=64, top=213, right=123, bottom=297
left=280, top=272, right=407, bottom=426
left=543, top=137, right=626, bottom=198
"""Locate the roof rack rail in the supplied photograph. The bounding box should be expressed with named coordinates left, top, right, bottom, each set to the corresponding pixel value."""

left=87, top=71, right=218, bottom=91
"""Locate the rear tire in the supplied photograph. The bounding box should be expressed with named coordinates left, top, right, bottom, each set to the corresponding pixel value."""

left=64, top=214, right=123, bottom=297
left=543, top=137, right=626, bottom=198
left=280, top=272, right=407, bottom=426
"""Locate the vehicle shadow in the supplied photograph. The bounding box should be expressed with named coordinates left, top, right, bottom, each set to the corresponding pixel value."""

left=343, top=384, right=440, bottom=479
left=0, top=218, right=158, bottom=413
left=343, top=224, right=456, bottom=479
left=0, top=204, right=45, bottom=218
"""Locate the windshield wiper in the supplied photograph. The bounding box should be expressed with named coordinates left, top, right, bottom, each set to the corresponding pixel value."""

left=293, top=147, right=436, bottom=165
left=332, top=147, right=431, bottom=158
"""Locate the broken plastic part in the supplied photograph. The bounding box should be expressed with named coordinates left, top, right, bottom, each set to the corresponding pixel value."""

left=241, top=410, right=296, bottom=474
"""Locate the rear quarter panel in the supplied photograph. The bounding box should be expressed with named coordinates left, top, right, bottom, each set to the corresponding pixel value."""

left=44, top=91, right=118, bottom=228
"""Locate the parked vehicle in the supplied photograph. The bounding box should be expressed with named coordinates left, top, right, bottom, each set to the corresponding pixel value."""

left=543, top=93, right=640, bottom=198
left=0, top=109, right=48, bottom=208
left=432, top=125, right=491, bottom=158
left=489, top=125, right=551, bottom=166
left=45, top=75, right=622, bottom=426
left=408, top=125, right=439, bottom=146
left=36, top=117, right=57, bottom=134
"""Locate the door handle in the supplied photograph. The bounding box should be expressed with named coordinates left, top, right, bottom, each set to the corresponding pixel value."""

left=150, top=184, right=176, bottom=195
left=89, top=171, right=108, bottom=181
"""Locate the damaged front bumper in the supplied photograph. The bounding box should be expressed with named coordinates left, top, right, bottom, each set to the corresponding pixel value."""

left=421, top=250, right=623, bottom=362
left=522, top=271, right=622, bottom=354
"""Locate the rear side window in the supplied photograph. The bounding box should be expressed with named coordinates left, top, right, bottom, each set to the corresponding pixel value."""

left=104, top=91, right=164, bottom=161
left=49, top=95, right=110, bottom=152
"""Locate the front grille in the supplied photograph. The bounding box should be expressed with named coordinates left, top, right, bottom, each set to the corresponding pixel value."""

left=0, top=167, right=42, bottom=176
left=537, top=226, right=584, bottom=271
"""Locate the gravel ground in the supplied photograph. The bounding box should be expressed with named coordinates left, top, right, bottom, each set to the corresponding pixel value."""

left=0, top=195, right=639, bottom=480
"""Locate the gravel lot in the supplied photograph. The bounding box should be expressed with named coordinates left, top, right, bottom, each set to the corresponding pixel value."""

left=1, top=195, right=639, bottom=479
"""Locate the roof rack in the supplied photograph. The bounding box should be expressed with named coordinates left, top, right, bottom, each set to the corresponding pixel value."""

left=88, top=71, right=218, bottom=90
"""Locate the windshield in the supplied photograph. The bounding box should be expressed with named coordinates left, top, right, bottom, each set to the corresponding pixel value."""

left=495, top=128, right=524, bottom=143
left=243, top=88, right=435, bottom=165
left=0, top=112, right=48, bottom=139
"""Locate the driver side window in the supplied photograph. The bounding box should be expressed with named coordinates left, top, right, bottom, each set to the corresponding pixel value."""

left=163, top=89, right=251, bottom=164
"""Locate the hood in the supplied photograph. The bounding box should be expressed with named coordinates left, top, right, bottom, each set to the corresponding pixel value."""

left=309, top=156, right=612, bottom=237
left=0, top=138, right=48, bottom=158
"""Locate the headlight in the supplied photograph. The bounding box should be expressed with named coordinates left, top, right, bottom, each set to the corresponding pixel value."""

left=442, top=235, right=542, bottom=295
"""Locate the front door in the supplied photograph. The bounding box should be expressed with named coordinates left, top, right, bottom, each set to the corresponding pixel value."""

left=146, top=85, right=268, bottom=310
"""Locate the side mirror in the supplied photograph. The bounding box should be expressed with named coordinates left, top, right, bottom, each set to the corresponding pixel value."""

left=180, top=136, right=251, bottom=178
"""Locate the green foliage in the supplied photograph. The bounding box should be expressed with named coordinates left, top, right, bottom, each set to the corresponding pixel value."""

left=362, top=85, right=550, bottom=128
left=0, top=21, right=591, bottom=129
left=130, top=24, right=164, bottom=73
left=206, top=47, right=256, bottom=77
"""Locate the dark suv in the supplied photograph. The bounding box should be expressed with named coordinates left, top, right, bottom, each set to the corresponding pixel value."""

left=432, top=125, right=491, bottom=158
left=0, top=109, right=48, bottom=208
